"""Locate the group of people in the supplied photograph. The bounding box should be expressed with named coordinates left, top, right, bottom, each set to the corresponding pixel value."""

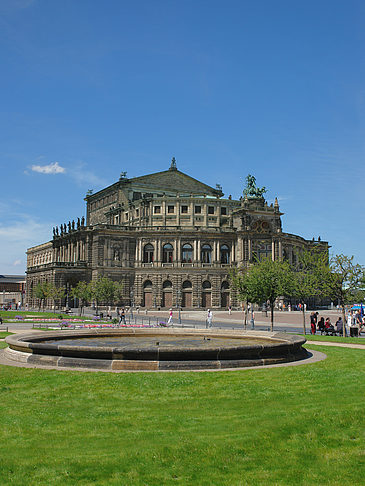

left=310, top=310, right=364, bottom=336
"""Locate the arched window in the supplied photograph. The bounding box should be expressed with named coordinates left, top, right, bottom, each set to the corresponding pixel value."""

left=143, top=280, right=152, bottom=289
left=163, top=243, right=174, bottom=263
left=182, top=243, right=193, bottom=263
left=201, top=244, right=212, bottom=264
left=182, top=280, right=192, bottom=289
left=220, top=244, right=230, bottom=264
left=221, top=281, right=230, bottom=290
left=143, top=244, right=154, bottom=263
left=202, top=280, right=211, bottom=289
left=163, top=280, right=173, bottom=289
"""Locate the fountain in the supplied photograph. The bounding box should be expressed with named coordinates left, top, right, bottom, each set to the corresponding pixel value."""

left=5, top=328, right=307, bottom=371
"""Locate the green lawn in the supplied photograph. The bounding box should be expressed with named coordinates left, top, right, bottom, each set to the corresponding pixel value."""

left=298, top=334, right=365, bottom=345
left=0, top=310, right=94, bottom=323
left=0, top=344, right=364, bottom=485
left=0, top=332, right=13, bottom=339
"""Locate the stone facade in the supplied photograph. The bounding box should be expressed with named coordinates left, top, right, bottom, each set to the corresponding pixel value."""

left=26, top=160, right=328, bottom=309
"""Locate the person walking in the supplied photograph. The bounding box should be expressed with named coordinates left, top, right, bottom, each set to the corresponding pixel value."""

left=119, top=307, right=126, bottom=325
left=167, top=308, right=173, bottom=325
left=310, top=312, right=316, bottom=335
left=206, top=309, right=213, bottom=328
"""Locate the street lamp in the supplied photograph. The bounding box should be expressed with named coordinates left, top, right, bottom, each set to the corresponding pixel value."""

left=177, top=289, right=181, bottom=324
left=130, top=290, right=134, bottom=318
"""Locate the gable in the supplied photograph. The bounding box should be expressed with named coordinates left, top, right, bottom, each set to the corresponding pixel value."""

left=128, top=169, right=223, bottom=197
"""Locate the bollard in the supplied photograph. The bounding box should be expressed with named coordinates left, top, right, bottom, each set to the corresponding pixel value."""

left=149, top=317, right=151, bottom=327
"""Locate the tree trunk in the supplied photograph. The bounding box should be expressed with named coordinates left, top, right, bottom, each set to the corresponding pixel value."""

left=341, top=301, right=347, bottom=338
left=270, top=302, right=274, bottom=332
left=302, top=302, right=306, bottom=335
left=244, top=301, right=248, bottom=329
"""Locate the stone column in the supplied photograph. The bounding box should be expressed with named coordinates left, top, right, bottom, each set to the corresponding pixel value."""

left=138, top=239, right=143, bottom=263
left=248, top=238, right=252, bottom=262
left=155, top=238, right=159, bottom=264
left=213, top=240, right=217, bottom=263
left=272, top=240, right=275, bottom=261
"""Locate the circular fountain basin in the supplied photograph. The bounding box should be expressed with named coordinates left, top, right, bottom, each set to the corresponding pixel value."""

left=5, top=328, right=307, bottom=371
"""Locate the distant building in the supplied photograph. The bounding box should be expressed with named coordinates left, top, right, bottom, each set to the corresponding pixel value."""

left=26, top=159, right=328, bottom=309
left=0, top=274, right=26, bottom=308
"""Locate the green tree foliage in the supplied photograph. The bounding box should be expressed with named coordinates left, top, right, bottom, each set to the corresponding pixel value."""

left=70, top=281, right=91, bottom=315
left=33, top=282, right=53, bottom=311
left=246, top=258, right=293, bottom=331
left=292, top=248, right=330, bottom=334
left=230, top=267, right=254, bottom=328
left=89, top=277, right=124, bottom=313
left=328, top=254, right=365, bottom=336
left=48, top=285, right=65, bottom=312
left=113, top=281, right=125, bottom=305
left=231, top=258, right=293, bottom=331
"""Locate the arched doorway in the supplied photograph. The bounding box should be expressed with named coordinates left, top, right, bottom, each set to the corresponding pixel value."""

left=221, top=281, right=230, bottom=308
left=143, top=280, right=153, bottom=308
left=201, top=280, right=212, bottom=308
left=162, top=280, right=173, bottom=308
left=181, top=280, right=192, bottom=308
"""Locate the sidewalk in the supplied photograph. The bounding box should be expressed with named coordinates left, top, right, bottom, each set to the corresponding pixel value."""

left=305, top=341, right=365, bottom=350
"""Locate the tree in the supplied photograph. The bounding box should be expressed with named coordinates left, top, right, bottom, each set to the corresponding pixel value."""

left=230, top=267, right=253, bottom=328
left=292, top=248, right=330, bottom=335
left=89, top=277, right=124, bottom=314
left=328, top=255, right=365, bottom=337
left=33, top=282, right=53, bottom=311
left=48, top=284, right=65, bottom=313
left=245, top=258, right=293, bottom=331
left=70, top=281, right=91, bottom=315
left=113, top=281, right=125, bottom=306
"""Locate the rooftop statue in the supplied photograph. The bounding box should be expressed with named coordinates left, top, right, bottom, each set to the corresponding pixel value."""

left=242, top=174, right=267, bottom=199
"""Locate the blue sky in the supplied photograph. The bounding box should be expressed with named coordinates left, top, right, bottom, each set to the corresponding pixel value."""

left=1, top=0, right=364, bottom=274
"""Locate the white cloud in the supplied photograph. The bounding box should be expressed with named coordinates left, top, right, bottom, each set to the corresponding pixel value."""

left=31, top=161, right=66, bottom=175
left=13, top=259, right=22, bottom=266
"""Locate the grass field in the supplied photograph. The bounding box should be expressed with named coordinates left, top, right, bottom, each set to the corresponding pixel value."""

left=0, top=310, right=94, bottom=322
left=0, top=343, right=364, bottom=485
left=298, top=334, right=365, bottom=345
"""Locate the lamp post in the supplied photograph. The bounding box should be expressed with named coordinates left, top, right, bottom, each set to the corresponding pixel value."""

left=177, top=289, right=181, bottom=324
left=130, top=290, right=134, bottom=318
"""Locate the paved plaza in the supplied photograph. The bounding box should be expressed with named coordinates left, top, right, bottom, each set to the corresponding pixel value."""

left=2, top=308, right=364, bottom=337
